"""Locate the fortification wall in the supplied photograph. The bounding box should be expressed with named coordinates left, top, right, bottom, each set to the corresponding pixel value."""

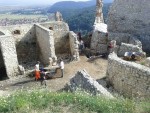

left=108, top=0, right=150, bottom=52
left=0, top=24, right=38, bottom=64
left=0, top=36, right=19, bottom=77
left=106, top=53, right=150, bottom=98
left=35, top=24, right=56, bottom=65
left=40, top=22, right=70, bottom=54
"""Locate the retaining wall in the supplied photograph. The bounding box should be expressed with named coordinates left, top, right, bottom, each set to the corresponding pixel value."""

left=106, top=53, right=150, bottom=98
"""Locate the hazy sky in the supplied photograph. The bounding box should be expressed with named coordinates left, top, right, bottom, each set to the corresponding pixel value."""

left=0, top=0, right=91, bottom=6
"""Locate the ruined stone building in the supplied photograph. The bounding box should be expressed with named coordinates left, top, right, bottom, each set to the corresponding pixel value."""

left=94, top=0, right=104, bottom=24
left=91, top=0, right=108, bottom=54
left=90, top=0, right=150, bottom=98
left=108, top=0, right=150, bottom=54
left=0, top=21, right=79, bottom=79
left=106, top=0, right=150, bottom=98
left=91, top=0, right=150, bottom=56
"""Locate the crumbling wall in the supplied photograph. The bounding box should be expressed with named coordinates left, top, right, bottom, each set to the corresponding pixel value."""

left=108, top=0, right=150, bottom=52
left=91, top=23, right=108, bottom=54
left=0, top=24, right=38, bottom=64
left=106, top=53, right=150, bottom=98
left=90, top=0, right=108, bottom=54
left=0, top=36, right=19, bottom=78
left=66, top=70, right=113, bottom=98
left=69, top=31, right=79, bottom=61
left=35, top=24, right=56, bottom=65
left=118, top=43, right=145, bottom=57
left=40, top=22, right=70, bottom=54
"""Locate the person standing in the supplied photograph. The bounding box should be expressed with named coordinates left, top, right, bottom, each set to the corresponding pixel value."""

left=40, top=70, right=47, bottom=87
left=79, top=39, right=84, bottom=54
left=35, top=61, right=40, bottom=81
left=59, top=59, right=64, bottom=78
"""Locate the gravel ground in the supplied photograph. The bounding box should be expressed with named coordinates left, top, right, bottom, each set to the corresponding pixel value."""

left=0, top=56, right=108, bottom=95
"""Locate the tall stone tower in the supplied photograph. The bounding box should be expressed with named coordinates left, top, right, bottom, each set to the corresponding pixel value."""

left=94, top=0, right=104, bottom=24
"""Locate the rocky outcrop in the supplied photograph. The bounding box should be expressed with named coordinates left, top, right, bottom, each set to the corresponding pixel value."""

left=108, top=0, right=150, bottom=52
left=66, top=70, right=114, bottom=98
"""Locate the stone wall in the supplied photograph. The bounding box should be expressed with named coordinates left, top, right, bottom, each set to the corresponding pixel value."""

left=66, top=70, right=113, bottom=98
left=108, top=0, right=150, bottom=52
left=0, top=36, right=19, bottom=78
left=69, top=31, right=79, bottom=61
left=118, top=43, right=145, bottom=57
left=106, top=53, right=150, bottom=98
left=91, top=23, right=108, bottom=54
left=40, top=22, right=70, bottom=54
left=35, top=24, right=56, bottom=65
left=0, top=21, right=78, bottom=78
left=0, top=24, right=38, bottom=64
left=91, top=31, right=108, bottom=54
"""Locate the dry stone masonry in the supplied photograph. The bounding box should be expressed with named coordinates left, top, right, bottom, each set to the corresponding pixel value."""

left=118, top=43, right=146, bottom=57
left=55, top=11, right=63, bottom=21
left=66, top=70, right=114, bottom=98
left=0, top=21, right=79, bottom=78
left=94, top=0, right=104, bottom=24
left=106, top=53, right=150, bottom=98
left=35, top=24, right=56, bottom=65
left=91, top=0, right=108, bottom=54
left=108, top=0, right=150, bottom=53
left=0, top=36, right=19, bottom=78
left=69, top=31, right=80, bottom=61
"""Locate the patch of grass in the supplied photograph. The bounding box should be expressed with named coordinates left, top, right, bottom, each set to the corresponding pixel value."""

left=140, top=62, right=145, bottom=65
left=0, top=90, right=149, bottom=113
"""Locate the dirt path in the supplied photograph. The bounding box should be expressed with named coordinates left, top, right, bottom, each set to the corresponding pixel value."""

left=0, top=56, right=108, bottom=94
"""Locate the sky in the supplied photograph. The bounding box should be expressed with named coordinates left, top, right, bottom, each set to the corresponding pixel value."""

left=0, top=0, right=90, bottom=6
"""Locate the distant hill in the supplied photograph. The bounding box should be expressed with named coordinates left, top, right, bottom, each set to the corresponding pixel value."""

left=48, top=0, right=113, bottom=13
left=64, top=3, right=112, bottom=35
left=48, top=0, right=95, bottom=13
